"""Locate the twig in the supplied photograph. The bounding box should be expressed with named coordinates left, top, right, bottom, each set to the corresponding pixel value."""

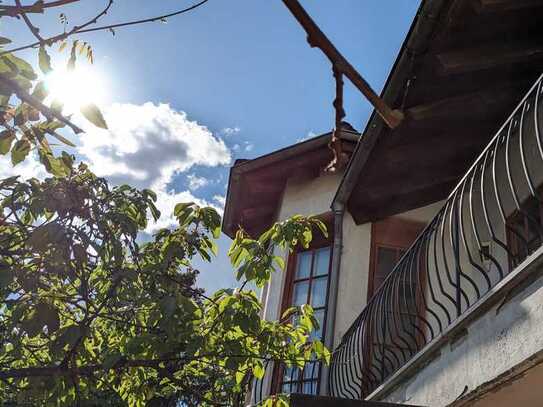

left=1, top=0, right=210, bottom=55
left=15, top=0, right=45, bottom=43
left=0, top=0, right=81, bottom=17
left=0, top=73, right=83, bottom=134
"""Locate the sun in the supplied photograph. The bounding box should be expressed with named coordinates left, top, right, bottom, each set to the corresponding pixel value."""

left=45, top=66, right=106, bottom=114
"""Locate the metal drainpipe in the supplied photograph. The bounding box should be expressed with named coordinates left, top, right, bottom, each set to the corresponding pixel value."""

left=319, top=201, right=344, bottom=395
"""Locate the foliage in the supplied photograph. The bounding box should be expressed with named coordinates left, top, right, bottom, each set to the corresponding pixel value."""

left=0, top=164, right=330, bottom=406
left=0, top=2, right=331, bottom=405
left=0, top=0, right=210, bottom=177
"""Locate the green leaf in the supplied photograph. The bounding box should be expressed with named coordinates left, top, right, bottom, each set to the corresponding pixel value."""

left=67, top=41, right=77, bottom=71
left=38, top=46, right=52, bottom=74
left=31, top=81, right=48, bottom=102
left=0, top=130, right=15, bottom=155
left=3, top=53, right=37, bottom=80
left=252, top=359, right=265, bottom=379
left=11, top=138, right=31, bottom=165
left=0, top=37, right=12, bottom=45
left=80, top=103, right=108, bottom=129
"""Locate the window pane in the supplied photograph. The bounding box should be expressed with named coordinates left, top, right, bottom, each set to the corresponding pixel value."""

left=283, top=366, right=297, bottom=382
left=281, top=382, right=294, bottom=394
left=310, top=308, right=325, bottom=340
left=302, top=381, right=317, bottom=395
left=295, top=252, right=312, bottom=280
left=314, top=247, right=331, bottom=276
left=376, top=246, right=398, bottom=286
left=310, top=277, right=328, bottom=308
left=303, top=361, right=319, bottom=380
left=292, top=281, right=309, bottom=306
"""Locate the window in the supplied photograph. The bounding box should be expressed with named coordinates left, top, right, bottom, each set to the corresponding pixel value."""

left=367, top=218, right=426, bottom=377
left=276, top=245, right=332, bottom=395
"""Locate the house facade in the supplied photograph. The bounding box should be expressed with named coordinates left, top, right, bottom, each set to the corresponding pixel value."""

left=223, top=0, right=543, bottom=405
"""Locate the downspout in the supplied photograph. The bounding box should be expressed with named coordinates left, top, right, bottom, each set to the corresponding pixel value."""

left=320, top=200, right=344, bottom=395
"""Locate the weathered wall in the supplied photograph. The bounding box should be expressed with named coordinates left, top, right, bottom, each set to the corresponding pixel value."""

left=377, top=260, right=543, bottom=407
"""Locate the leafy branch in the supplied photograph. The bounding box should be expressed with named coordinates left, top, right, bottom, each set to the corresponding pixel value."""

left=1, top=0, right=210, bottom=55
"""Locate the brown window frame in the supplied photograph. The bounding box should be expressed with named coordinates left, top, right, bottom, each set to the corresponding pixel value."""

left=272, top=215, right=334, bottom=396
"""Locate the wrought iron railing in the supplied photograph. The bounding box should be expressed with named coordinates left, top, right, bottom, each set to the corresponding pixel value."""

left=330, top=73, right=543, bottom=399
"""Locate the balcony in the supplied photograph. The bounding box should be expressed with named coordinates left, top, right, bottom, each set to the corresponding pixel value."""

left=330, top=73, right=543, bottom=401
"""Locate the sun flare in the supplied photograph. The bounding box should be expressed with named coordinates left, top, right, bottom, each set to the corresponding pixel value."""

left=45, top=66, right=106, bottom=114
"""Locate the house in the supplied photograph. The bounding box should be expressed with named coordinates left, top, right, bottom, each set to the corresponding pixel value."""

left=223, top=0, right=543, bottom=405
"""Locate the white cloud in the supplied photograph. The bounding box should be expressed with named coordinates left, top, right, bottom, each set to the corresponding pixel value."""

left=186, top=174, right=209, bottom=191
left=0, top=152, right=48, bottom=181
left=77, top=102, right=231, bottom=232
left=220, top=127, right=241, bottom=137
left=213, top=195, right=226, bottom=207
left=1, top=102, right=232, bottom=233
left=244, top=142, right=254, bottom=152
left=78, top=102, right=231, bottom=189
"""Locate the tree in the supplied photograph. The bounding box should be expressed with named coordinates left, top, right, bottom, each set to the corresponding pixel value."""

left=0, top=2, right=331, bottom=405
left=0, top=164, right=329, bottom=406
left=0, top=0, right=211, bottom=176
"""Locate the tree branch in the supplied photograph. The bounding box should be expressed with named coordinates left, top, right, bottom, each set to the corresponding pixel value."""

left=1, top=0, right=210, bottom=55
left=14, top=0, right=45, bottom=43
left=0, top=73, right=83, bottom=133
left=0, top=0, right=81, bottom=17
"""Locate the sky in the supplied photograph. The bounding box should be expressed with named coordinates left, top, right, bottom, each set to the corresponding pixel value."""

left=2, top=0, right=420, bottom=293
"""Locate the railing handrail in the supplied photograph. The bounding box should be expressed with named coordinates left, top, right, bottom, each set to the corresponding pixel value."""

left=330, top=72, right=543, bottom=399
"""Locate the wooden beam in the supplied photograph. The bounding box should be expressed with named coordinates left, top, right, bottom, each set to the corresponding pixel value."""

left=437, top=42, right=543, bottom=75
left=281, top=0, right=404, bottom=129
left=406, top=82, right=527, bottom=122
left=241, top=205, right=275, bottom=221
left=475, top=0, right=543, bottom=13
left=349, top=181, right=457, bottom=226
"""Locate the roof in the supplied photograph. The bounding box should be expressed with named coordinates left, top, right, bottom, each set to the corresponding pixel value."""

left=222, top=125, right=359, bottom=238
left=334, top=0, right=543, bottom=224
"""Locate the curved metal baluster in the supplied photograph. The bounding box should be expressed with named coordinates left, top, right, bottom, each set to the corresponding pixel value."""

left=392, top=261, right=419, bottom=354
left=405, top=237, right=435, bottom=342
left=505, top=113, right=543, bottom=239
left=379, top=276, right=405, bottom=370
left=533, top=80, right=543, bottom=173
left=423, top=217, right=448, bottom=331
left=440, top=199, right=470, bottom=308
left=519, top=97, right=543, bottom=203
left=449, top=190, right=481, bottom=304
left=468, top=164, right=504, bottom=281
left=432, top=208, right=457, bottom=318
left=493, top=130, right=531, bottom=265
left=480, top=147, right=511, bottom=278
left=415, top=233, right=442, bottom=343
left=458, top=171, right=492, bottom=292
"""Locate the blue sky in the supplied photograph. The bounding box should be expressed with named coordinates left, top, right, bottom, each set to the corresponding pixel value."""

left=3, top=0, right=420, bottom=293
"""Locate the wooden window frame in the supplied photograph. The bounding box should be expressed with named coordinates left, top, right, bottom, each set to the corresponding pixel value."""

left=271, top=214, right=334, bottom=395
